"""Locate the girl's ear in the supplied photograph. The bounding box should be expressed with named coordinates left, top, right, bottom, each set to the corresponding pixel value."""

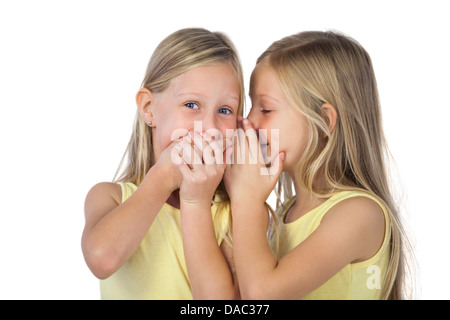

left=322, top=103, right=337, bottom=135
left=136, top=88, right=155, bottom=127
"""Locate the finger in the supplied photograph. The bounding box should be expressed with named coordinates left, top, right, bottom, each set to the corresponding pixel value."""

left=199, top=131, right=217, bottom=165
left=224, top=138, right=234, bottom=170
left=237, top=115, right=244, bottom=130
left=179, top=140, right=199, bottom=168
left=170, top=128, right=189, bottom=143
left=241, top=118, right=260, bottom=163
left=170, top=147, right=183, bottom=166
left=224, top=146, right=233, bottom=167
left=187, top=131, right=211, bottom=167
left=182, top=132, right=193, bottom=147
left=235, top=125, right=255, bottom=165
left=208, top=138, right=224, bottom=165
left=191, top=131, right=207, bottom=152
left=168, top=135, right=187, bottom=157
left=185, top=137, right=204, bottom=168
left=235, top=128, right=246, bottom=165
left=175, top=152, right=194, bottom=178
left=202, top=144, right=216, bottom=165
left=241, top=118, right=256, bottom=134
left=204, top=128, right=222, bottom=143
left=267, top=152, right=285, bottom=178
left=201, top=130, right=224, bottom=153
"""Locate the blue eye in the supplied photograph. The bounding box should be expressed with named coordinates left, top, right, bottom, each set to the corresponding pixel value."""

left=218, top=108, right=232, bottom=115
left=185, top=102, right=199, bottom=109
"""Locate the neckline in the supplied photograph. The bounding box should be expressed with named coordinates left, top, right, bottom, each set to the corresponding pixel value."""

left=280, top=192, right=341, bottom=229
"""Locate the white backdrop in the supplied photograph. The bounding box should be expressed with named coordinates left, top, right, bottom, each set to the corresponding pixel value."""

left=0, top=0, right=448, bottom=299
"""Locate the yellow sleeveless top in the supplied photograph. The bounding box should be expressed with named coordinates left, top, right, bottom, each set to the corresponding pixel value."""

left=100, top=182, right=231, bottom=300
left=270, top=191, right=391, bottom=300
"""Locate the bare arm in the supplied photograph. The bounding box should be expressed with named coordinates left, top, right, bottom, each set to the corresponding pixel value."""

left=181, top=202, right=237, bottom=299
left=226, top=118, right=385, bottom=299
left=232, top=197, right=385, bottom=299
left=175, top=131, right=237, bottom=299
left=82, top=165, right=174, bottom=279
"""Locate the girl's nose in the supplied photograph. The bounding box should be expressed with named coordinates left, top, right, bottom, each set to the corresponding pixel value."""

left=200, top=113, right=217, bottom=132
left=247, top=109, right=259, bottom=130
left=194, top=113, right=222, bottom=140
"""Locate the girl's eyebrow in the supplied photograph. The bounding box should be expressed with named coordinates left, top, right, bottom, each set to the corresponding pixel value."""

left=178, top=92, right=239, bottom=104
left=251, top=93, right=280, bottom=104
left=177, top=92, right=206, bottom=98
left=227, top=95, right=240, bottom=104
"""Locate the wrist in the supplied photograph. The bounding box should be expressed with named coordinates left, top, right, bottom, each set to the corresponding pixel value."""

left=230, top=195, right=265, bottom=208
left=149, top=163, right=180, bottom=192
left=143, top=165, right=176, bottom=194
left=180, top=200, right=215, bottom=225
left=231, top=200, right=268, bottom=220
left=180, top=198, right=213, bottom=209
left=231, top=199, right=265, bottom=210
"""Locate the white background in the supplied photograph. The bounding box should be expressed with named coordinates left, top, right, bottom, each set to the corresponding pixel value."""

left=0, top=0, right=448, bottom=299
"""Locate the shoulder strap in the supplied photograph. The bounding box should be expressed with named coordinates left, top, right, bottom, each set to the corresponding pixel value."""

left=117, top=181, right=138, bottom=203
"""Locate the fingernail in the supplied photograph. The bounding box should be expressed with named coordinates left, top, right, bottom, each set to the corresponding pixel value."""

left=243, top=119, right=249, bottom=125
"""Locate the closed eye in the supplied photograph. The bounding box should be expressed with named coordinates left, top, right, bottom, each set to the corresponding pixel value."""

left=261, top=109, right=272, bottom=114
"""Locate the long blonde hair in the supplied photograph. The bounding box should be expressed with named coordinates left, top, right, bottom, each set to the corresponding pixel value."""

left=260, top=31, right=414, bottom=299
left=114, top=28, right=244, bottom=185
left=114, top=28, right=244, bottom=245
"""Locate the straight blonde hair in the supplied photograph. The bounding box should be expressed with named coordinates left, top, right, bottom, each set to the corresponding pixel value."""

left=260, top=31, right=415, bottom=299
left=115, top=28, right=244, bottom=185
left=114, top=28, right=244, bottom=245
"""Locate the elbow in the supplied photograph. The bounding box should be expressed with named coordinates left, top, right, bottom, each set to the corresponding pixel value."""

left=241, top=290, right=264, bottom=301
left=240, top=282, right=272, bottom=300
left=85, top=249, right=119, bottom=280
left=192, top=285, right=237, bottom=300
left=82, top=241, right=120, bottom=280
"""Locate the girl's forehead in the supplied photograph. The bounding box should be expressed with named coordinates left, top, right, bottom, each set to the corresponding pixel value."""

left=175, top=64, right=237, bottom=87
left=250, top=62, right=283, bottom=99
left=159, top=64, right=240, bottom=104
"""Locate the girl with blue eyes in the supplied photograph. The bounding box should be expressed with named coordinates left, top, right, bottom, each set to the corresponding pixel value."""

left=82, top=28, right=244, bottom=299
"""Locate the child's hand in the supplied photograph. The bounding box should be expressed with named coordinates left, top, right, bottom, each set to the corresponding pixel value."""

left=171, top=131, right=231, bottom=206
left=224, top=118, right=285, bottom=205
left=151, top=138, right=185, bottom=192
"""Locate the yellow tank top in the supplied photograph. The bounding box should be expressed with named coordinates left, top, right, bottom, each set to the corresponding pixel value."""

left=100, top=182, right=231, bottom=300
left=270, top=191, right=391, bottom=300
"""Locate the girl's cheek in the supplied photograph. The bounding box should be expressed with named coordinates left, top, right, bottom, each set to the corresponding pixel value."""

left=230, top=115, right=239, bottom=129
left=217, top=118, right=237, bottom=135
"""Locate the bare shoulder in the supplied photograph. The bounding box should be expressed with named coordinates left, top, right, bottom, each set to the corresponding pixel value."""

left=324, top=195, right=385, bottom=226
left=85, top=182, right=122, bottom=205
left=84, top=182, right=122, bottom=223
left=320, top=195, right=386, bottom=262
